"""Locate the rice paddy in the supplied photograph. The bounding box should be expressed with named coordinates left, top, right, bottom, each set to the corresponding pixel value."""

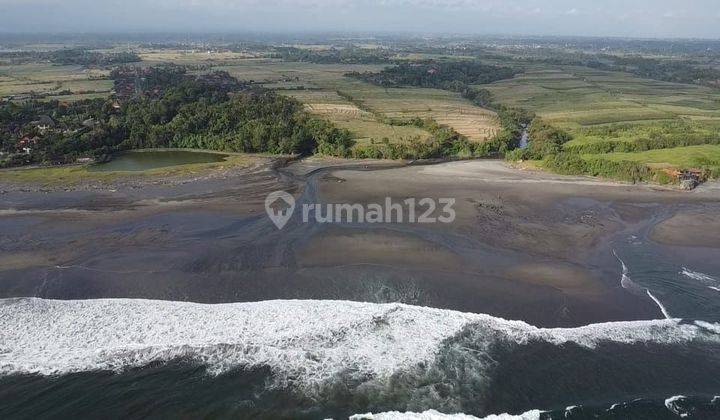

left=0, top=63, right=112, bottom=101
left=217, top=59, right=500, bottom=143
left=5, top=46, right=718, bottom=175
left=483, top=66, right=720, bottom=174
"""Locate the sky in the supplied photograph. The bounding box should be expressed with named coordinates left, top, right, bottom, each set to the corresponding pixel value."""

left=2, top=0, right=720, bottom=38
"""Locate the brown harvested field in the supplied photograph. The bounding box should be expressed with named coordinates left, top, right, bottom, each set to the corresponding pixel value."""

left=304, top=102, right=371, bottom=119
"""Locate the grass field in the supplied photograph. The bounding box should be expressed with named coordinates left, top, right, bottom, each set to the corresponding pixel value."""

left=586, top=145, right=720, bottom=170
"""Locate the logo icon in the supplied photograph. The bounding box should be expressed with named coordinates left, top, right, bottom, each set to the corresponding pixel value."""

left=265, top=191, right=295, bottom=230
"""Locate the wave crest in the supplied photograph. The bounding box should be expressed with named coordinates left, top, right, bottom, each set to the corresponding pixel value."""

left=1, top=297, right=719, bottom=405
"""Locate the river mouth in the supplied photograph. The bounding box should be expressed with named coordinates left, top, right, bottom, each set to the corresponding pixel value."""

left=2, top=158, right=720, bottom=418
left=88, top=150, right=228, bottom=172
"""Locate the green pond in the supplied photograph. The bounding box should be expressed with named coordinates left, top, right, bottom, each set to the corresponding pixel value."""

left=88, top=151, right=228, bottom=172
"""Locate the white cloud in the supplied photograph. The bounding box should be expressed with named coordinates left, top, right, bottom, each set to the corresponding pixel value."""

left=565, top=8, right=579, bottom=15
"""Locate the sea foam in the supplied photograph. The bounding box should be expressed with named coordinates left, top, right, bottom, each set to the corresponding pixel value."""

left=1, top=298, right=719, bottom=393
left=681, top=268, right=720, bottom=292
left=350, top=409, right=542, bottom=420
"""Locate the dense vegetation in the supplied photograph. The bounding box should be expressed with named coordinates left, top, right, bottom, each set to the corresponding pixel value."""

left=3, top=37, right=717, bottom=185
left=350, top=118, right=463, bottom=160
left=506, top=119, right=571, bottom=161
left=347, top=61, right=517, bottom=90
left=505, top=118, right=720, bottom=185
left=49, top=49, right=141, bottom=66
left=0, top=49, right=140, bottom=66
left=518, top=50, right=720, bottom=88
left=542, top=152, right=659, bottom=183
left=563, top=121, right=720, bottom=155
left=587, top=55, right=720, bottom=87
left=346, top=61, right=529, bottom=158
left=504, top=118, right=672, bottom=183
left=0, top=66, right=354, bottom=167
left=347, top=104, right=533, bottom=160
left=275, top=47, right=392, bottom=64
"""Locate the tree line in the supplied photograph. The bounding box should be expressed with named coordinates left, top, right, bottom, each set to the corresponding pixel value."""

left=0, top=66, right=354, bottom=167
left=0, top=49, right=141, bottom=67
left=346, top=61, right=517, bottom=90
left=274, top=47, right=392, bottom=64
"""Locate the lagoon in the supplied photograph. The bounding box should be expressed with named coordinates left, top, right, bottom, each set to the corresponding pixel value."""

left=88, top=150, right=227, bottom=172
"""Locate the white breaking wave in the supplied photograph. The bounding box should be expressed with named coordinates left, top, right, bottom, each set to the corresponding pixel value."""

left=664, top=395, right=690, bottom=418
left=614, top=250, right=671, bottom=318
left=646, top=290, right=672, bottom=320
left=1, top=298, right=719, bottom=393
left=681, top=268, right=720, bottom=292
left=350, top=409, right=542, bottom=420
left=613, top=250, right=644, bottom=294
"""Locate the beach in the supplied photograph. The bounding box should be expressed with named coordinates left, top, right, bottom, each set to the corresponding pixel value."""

left=1, top=158, right=718, bottom=327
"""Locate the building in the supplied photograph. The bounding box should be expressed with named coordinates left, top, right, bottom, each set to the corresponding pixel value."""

left=16, top=135, right=39, bottom=155
left=32, top=115, right=56, bottom=131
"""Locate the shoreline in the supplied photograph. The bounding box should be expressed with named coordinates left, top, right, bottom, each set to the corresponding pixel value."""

left=0, top=157, right=718, bottom=327
left=4, top=151, right=715, bottom=193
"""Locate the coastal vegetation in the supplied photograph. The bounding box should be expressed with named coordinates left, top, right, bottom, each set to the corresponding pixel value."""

left=2, top=37, right=720, bottom=185
left=0, top=66, right=354, bottom=167
left=489, top=67, right=720, bottom=184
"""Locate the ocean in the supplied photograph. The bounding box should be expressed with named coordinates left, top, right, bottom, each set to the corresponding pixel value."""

left=1, top=273, right=720, bottom=419
left=1, top=204, right=719, bottom=420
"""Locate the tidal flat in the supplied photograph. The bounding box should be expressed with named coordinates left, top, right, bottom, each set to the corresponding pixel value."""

left=1, top=158, right=719, bottom=327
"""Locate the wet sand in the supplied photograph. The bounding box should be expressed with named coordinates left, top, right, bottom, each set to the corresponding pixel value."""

left=651, top=211, right=720, bottom=248
left=1, top=158, right=718, bottom=327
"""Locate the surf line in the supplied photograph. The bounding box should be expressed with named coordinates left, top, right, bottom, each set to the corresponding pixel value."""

left=646, top=290, right=672, bottom=319
left=613, top=249, right=672, bottom=320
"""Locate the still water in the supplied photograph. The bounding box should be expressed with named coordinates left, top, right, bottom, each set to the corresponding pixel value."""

left=88, top=150, right=227, bottom=172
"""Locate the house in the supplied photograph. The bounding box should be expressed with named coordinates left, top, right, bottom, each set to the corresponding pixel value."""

left=32, top=115, right=56, bottom=131
left=16, top=135, right=38, bottom=155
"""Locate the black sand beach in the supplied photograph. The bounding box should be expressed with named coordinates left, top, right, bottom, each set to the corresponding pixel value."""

left=2, top=158, right=718, bottom=327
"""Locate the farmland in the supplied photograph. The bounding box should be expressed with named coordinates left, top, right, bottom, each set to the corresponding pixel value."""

left=3, top=38, right=720, bottom=183
left=216, top=59, right=500, bottom=144
left=0, top=63, right=112, bottom=101
left=484, top=65, right=720, bottom=180
left=1, top=47, right=502, bottom=158
left=484, top=67, right=720, bottom=128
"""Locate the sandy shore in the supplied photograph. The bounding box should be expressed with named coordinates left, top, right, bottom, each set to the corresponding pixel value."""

left=1, top=158, right=718, bottom=327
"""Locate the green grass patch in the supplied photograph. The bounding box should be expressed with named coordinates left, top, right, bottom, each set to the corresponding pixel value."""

left=586, top=144, right=720, bottom=171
